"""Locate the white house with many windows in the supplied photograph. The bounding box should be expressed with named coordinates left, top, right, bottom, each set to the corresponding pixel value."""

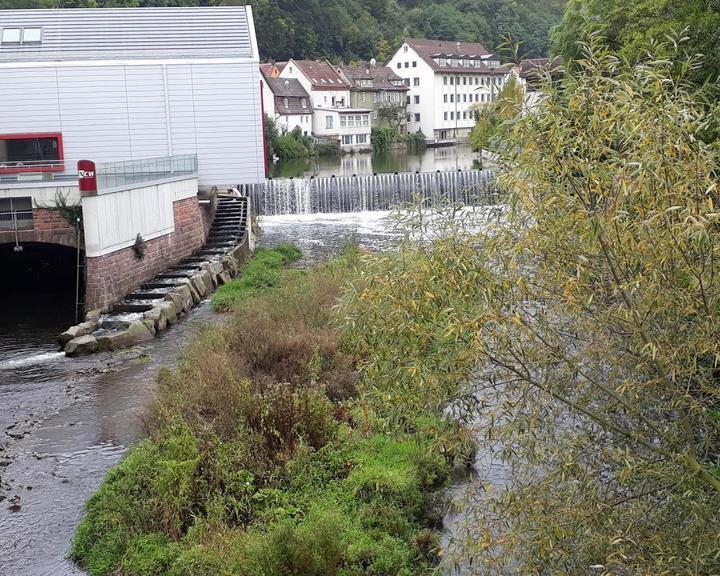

left=279, top=59, right=371, bottom=150
left=386, top=38, right=509, bottom=143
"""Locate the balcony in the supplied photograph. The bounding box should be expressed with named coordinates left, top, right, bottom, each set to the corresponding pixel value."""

left=96, top=154, right=198, bottom=193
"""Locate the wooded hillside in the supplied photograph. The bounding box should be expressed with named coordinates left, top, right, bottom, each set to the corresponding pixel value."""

left=1, top=0, right=567, bottom=60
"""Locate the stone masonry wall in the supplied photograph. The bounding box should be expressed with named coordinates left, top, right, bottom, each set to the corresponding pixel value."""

left=84, top=196, right=211, bottom=311
left=0, top=208, right=78, bottom=249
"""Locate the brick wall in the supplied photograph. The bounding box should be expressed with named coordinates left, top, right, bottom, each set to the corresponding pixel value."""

left=0, top=208, right=78, bottom=248
left=84, top=196, right=209, bottom=311
left=33, top=208, right=73, bottom=231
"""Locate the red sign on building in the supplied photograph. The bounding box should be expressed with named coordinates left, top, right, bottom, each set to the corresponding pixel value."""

left=78, top=160, right=97, bottom=196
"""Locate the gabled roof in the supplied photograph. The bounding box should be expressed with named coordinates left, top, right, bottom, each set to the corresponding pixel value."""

left=266, top=77, right=310, bottom=99
left=0, top=7, right=256, bottom=63
left=290, top=59, right=350, bottom=90
left=339, top=62, right=409, bottom=92
left=399, top=38, right=505, bottom=74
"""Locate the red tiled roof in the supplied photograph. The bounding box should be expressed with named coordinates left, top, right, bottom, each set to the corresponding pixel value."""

left=291, top=59, right=350, bottom=90
left=400, top=38, right=505, bottom=74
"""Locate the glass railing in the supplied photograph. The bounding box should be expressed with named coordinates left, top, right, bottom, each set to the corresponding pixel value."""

left=96, top=154, right=198, bottom=191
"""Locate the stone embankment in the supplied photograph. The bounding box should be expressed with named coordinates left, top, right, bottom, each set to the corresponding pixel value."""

left=59, top=196, right=251, bottom=356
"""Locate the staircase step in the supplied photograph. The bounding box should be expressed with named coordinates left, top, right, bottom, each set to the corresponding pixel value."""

left=113, top=303, right=154, bottom=313
left=142, top=282, right=179, bottom=289
left=125, top=292, right=166, bottom=300
left=157, top=272, right=193, bottom=279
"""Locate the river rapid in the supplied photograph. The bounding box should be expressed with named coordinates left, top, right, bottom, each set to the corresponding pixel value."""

left=1, top=210, right=497, bottom=575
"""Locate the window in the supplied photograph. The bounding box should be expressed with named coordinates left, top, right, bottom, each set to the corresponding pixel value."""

left=444, top=112, right=448, bottom=120
left=360, top=92, right=366, bottom=103
left=412, top=61, right=417, bottom=67
left=404, top=62, right=409, bottom=68
left=475, top=94, right=479, bottom=102
left=406, top=95, right=410, bottom=104
left=342, top=135, right=353, bottom=145
left=0, top=197, right=33, bottom=231
left=450, top=94, right=454, bottom=103
left=443, top=76, right=448, bottom=85
left=301, top=98, right=307, bottom=108
left=396, top=62, right=401, bottom=69
left=475, top=77, right=479, bottom=85
left=1, top=28, right=21, bottom=44
left=463, top=77, right=467, bottom=85
left=449, top=76, right=454, bottom=85
left=0, top=133, right=63, bottom=173
left=450, top=112, right=454, bottom=120
left=355, top=115, right=362, bottom=126
left=443, top=94, right=447, bottom=103
left=406, top=113, right=411, bottom=122
left=340, top=115, right=347, bottom=127
left=356, top=134, right=367, bottom=144
left=283, top=97, right=289, bottom=108
left=22, top=28, right=42, bottom=43
left=413, top=77, right=419, bottom=87
left=414, top=95, right=419, bottom=104
left=414, top=113, right=420, bottom=122
left=463, top=94, right=467, bottom=102
left=325, top=115, right=333, bottom=129
left=362, top=115, right=369, bottom=127
left=403, top=44, right=408, bottom=52
left=347, top=115, right=355, bottom=127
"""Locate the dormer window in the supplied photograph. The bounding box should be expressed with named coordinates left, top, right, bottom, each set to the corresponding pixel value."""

left=1, top=28, right=21, bottom=44
left=301, top=98, right=307, bottom=108
left=284, top=97, right=289, bottom=108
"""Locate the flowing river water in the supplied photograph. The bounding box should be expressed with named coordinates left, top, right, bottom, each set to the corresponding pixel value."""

left=0, top=210, right=503, bottom=575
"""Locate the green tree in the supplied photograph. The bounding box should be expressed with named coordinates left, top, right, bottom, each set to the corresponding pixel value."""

left=552, top=0, right=720, bottom=87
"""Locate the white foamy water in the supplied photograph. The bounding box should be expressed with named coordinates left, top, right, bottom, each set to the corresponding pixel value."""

left=0, top=351, right=65, bottom=371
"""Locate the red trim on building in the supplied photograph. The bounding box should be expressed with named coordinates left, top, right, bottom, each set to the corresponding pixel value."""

left=0, top=132, right=65, bottom=174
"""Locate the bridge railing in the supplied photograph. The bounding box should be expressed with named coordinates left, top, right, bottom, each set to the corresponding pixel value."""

left=96, top=154, right=198, bottom=193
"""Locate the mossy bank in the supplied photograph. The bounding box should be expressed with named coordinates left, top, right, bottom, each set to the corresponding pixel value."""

left=72, top=245, right=473, bottom=576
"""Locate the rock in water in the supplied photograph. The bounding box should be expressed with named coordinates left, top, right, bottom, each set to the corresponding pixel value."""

left=65, top=335, right=99, bottom=357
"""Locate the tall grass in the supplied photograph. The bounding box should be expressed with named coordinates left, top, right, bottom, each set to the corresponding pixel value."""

left=72, top=245, right=469, bottom=576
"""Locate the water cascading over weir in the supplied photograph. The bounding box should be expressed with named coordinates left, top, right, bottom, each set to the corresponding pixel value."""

left=239, top=169, right=497, bottom=216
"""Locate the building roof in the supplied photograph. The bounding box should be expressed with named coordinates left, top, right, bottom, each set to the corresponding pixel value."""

left=290, top=59, right=350, bottom=90
left=0, top=7, right=256, bottom=63
left=400, top=37, right=505, bottom=74
left=339, top=62, right=409, bottom=92
left=260, top=63, right=275, bottom=79
left=266, top=77, right=309, bottom=99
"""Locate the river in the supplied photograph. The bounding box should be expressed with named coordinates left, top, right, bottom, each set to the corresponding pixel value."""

left=270, top=142, right=484, bottom=178
left=0, top=209, right=495, bottom=575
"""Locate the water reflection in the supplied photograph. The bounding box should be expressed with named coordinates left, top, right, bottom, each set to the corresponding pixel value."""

left=270, top=144, right=484, bottom=178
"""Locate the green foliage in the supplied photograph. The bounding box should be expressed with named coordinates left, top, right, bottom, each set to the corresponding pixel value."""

left=73, top=245, right=463, bottom=576
left=552, top=0, right=720, bottom=87
left=263, top=114, right=279, bottom=163
left=340, top=39, right=720, bottom=574
left=404, top=130, right=426, bottom=152
left=469, top=76, right=523, bottom=152
left=371, top=126, right=397, bottom=154
left=2, top=0, right=567, bottom=59
left=211, top=244, right=302, bottom=311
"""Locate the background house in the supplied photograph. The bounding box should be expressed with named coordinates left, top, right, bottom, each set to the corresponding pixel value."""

left=386, top=38, right=509, bottom=144
left=280, top=59, right=370, bottom=150
left=262, top=76, right=313, bottom=136
left=0, top=6, right=265, bottom=188
left=338, top=61, right=409, bottom=132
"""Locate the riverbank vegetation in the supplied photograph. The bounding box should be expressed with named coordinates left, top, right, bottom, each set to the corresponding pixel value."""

left=72, top=245, right=473, bottom=576
left=371, top=127, right=427, bottom=155
left=352, top=39, right=720, bottom=573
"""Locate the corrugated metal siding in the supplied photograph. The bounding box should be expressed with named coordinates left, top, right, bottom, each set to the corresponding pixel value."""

left=0, top=61, right=264, bottom=186
left=0, top=7, right=254, bottom=62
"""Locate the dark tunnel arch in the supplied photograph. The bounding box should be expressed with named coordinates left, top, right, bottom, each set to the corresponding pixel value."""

left=0, top=242, right=84, bottom=318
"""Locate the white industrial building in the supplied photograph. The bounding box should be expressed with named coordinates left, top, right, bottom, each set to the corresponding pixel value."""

left=386, top=38, right=509, bottom=144
left=0, top=7, right=265, bottom=188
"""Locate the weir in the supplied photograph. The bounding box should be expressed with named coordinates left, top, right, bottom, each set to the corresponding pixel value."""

left=239, top=169, right=497, bottom=215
